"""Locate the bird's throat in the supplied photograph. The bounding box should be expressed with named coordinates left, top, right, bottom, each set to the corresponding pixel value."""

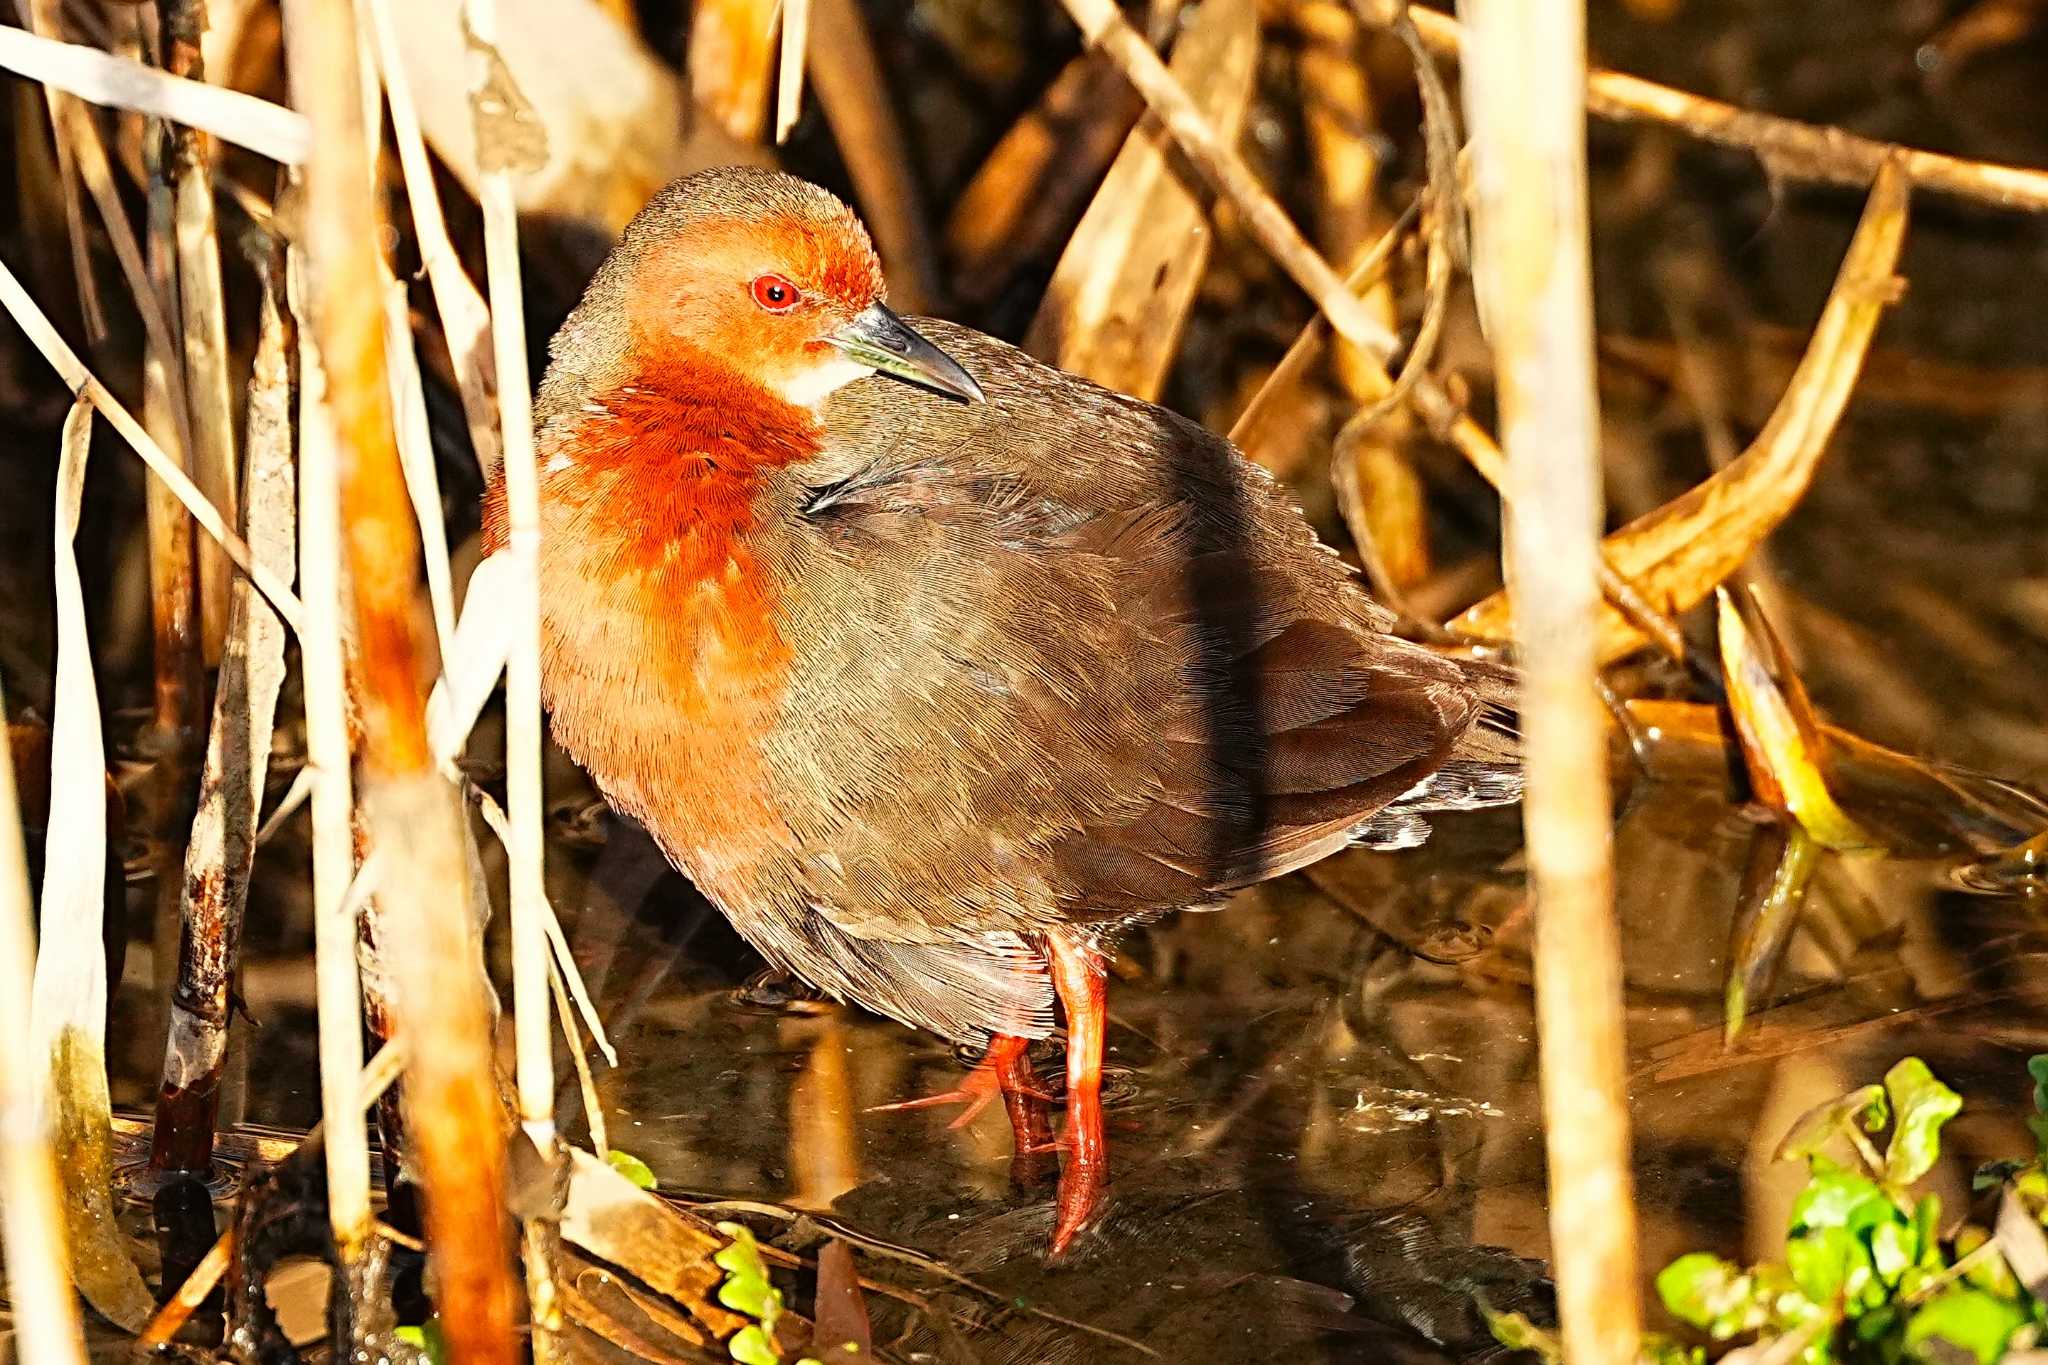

left=483, top=356, right=824, bottom=859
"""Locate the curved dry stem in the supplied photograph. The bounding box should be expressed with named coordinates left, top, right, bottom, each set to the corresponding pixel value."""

left=1449, top=159, right=1912, bottom=661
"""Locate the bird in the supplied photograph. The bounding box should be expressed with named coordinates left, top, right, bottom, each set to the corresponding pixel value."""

left=482, top=165, right=1520, bottom=1258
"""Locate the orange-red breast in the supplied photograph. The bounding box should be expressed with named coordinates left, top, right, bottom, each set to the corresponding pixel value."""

left=483, top=166, right=1519, bottom=1257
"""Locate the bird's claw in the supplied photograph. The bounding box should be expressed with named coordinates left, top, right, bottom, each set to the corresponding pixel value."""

left=867, top=1085, right=996, bottom=1130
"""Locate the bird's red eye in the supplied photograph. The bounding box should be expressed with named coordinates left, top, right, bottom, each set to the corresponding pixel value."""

left=750, top=274, right=801, bottom=313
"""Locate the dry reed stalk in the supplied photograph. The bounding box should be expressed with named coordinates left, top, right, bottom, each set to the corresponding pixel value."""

left=0, top=673, right=88, bottom=1365
left=354, top=0, right=456, bottom=659
left=160, top=0, right=239, bottom=664
left=149, top=242, right=296, bottom=1178
left=362, top=0, right=502, bottom=478
left=462, top=782, right=617, bottom=1066
left=383, top=281, right=460, bottom=656
left=1024, top=0, right=1256, bottom=399
left=135, top=110, right=210, bottom=1127
left=28, top=398, right=155, bottom=1332
left=381, top=0, right=726, bottom=243
left=775, top=0, right=810, bottom=144
left=549, top=961, right=607, bottom=1155
left=465, top=0, right=561, bottom=1345
left=280, top=1, right=518, bottom=1358
left=1458, top=3, right=1639, bottom=1362
left=941, top=53, right=1143, bottom=307
left=0, top=257, right=306, bottom=629
left=0, top=18, right=310, bottom=164
left=807, top=0, right=940, bottom=312
left=1364, top=1, right=2048, bottom=216
left=12, top=73, right=105, bottom=343
left=288, top=237, right=381, bottom=1267
left=1058, top=0, right=1686, bottom=662
left=1057, top=0, right=1399, bottom=357
left=1447, top=163, right=1911, bottom=660
left=18, top=0, right=191, bottom=448
left=1296, top=0, right=1432, bottom=593
left=689, top=0, right=776, bottom=143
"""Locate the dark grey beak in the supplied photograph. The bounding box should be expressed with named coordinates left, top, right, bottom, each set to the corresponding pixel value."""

left=827, top=302, right=985, bottom=403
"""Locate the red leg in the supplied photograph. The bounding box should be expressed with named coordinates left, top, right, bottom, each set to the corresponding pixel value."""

left=990, top=1036, right=1058, bottom=1167
left=1046, top=931, right=1108, bottom=1259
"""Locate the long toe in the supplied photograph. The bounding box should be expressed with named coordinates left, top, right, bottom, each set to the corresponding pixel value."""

left=1047, top=1159, right=1107, bottom=1261
left=866, top=1084, right=995, bottom=1129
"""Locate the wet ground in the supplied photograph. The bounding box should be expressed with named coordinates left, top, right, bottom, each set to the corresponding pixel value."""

left=26, top=0, right=2048, bottom=1359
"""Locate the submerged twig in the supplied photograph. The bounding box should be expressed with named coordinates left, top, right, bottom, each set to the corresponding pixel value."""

left=1724, top=824, right=1822, bottom=1045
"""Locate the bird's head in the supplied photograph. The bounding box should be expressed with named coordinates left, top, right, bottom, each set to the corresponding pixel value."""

left=609, top=166, right=982, bottom=409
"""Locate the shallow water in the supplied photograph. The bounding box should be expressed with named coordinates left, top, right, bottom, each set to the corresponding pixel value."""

left=90, top=736, right=2045, bottom=1361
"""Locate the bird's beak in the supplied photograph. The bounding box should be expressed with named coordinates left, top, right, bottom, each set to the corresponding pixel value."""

left=827, top=303, right=985, bottom=403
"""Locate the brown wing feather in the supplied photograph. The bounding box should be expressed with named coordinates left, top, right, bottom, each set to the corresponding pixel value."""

left=745, top=321, right=1514, bottom=959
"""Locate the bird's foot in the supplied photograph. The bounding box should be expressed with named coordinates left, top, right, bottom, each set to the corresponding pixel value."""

left=868, top=1035, right=1053, bottom=1134
left=1047, top=1155, right=1108, bottom=1262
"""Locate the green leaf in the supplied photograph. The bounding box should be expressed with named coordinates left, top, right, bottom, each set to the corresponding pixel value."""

left=1788, top=1227, right=1881, bottom=1314
left=606, top=1148, right=659, bottom=1190
left=1851, top=1302, right=1900, bottom=1345
left=1481, top=1307, right=1563, bottom=1361
left=394, top=1321, right=448, bottom=1365
left=1903, top=1288, right=2026, bottom=1364
left=1777, top=1085, right=1891, bottom=1164
left=1638, top=1335, right=1705, bottom=1365
left=2028, top=1113, right=2048, bottom=1160
left=1787, top=1228, right=1852, bottom=1308
left=1883, top=1059, right=1963, bottom=1188
left=1973, top=1159, right=2028, bottom=1193
left=1871, top=1217, right=1918, bottom=1285
left=714, top=1223, right=784, bottom=1339
left=2027, top=1054, right=2048, bottom=1114
left=1914, top=1195, right=1944, bottom=1270
left=1657, top=1253, right=1773, bottom=1337
left=1792, top=1164, right=1897, bottom=1238
left=729, top=1324, right=782, bottom=1365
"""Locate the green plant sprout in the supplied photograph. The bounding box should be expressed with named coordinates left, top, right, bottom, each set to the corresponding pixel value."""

left=605, top=1147, right=659, bottom=1190
left=1491, top=1056, right=2048, bottom=1364
left=714, top=1222, right=824, bottom=1365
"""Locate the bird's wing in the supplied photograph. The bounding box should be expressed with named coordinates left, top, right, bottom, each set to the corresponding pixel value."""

left=759, top=321, right=1508, bottom=944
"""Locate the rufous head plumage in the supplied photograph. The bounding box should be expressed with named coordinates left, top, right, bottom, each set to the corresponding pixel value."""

left=611, top=166, right=981, bottom=409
